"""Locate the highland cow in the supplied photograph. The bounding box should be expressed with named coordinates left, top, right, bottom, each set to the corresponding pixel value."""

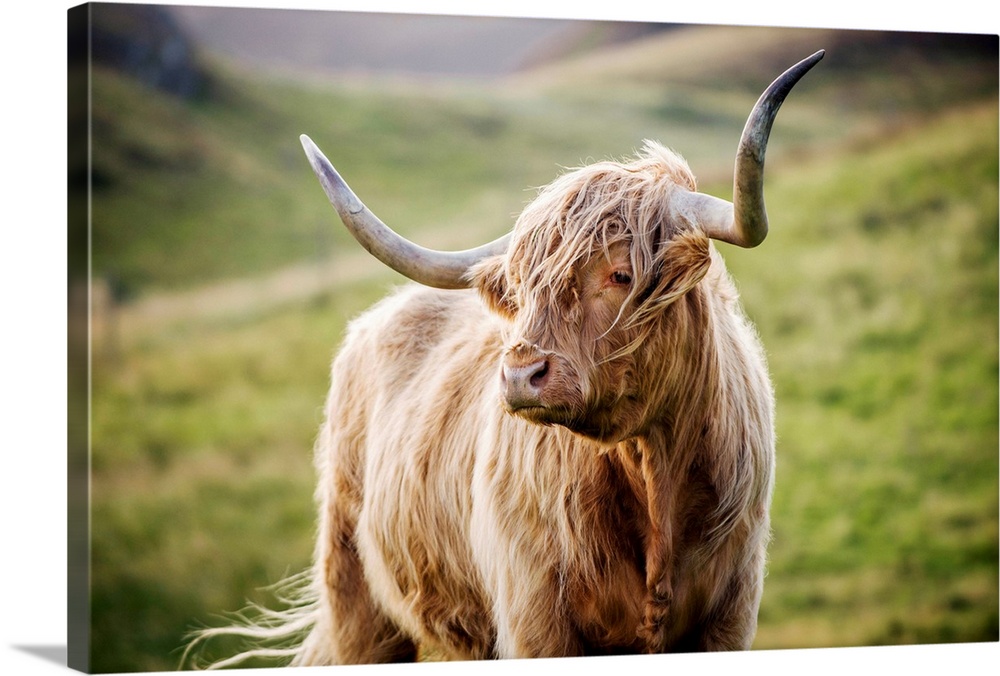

left=191, top=50, right=823, bottom=667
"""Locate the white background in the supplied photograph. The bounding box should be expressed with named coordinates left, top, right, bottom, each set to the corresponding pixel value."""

left=1, top=1, right=997, bottom=675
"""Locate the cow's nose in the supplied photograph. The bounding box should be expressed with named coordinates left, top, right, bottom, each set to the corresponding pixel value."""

left=501, top=358, right=550, bottom=410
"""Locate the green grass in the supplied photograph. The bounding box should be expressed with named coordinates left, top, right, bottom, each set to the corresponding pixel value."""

left=85, top=25, right=998, bottom=672
left=734, top=101, right=999, bottom=649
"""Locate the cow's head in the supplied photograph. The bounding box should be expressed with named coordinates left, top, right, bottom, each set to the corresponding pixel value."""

left=301, top=51, right=823, bottom=442
left=466, top=141, right=721, bottom=441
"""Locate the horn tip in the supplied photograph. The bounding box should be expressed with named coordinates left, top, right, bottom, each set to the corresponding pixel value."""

left=298, top=135, right=365, bottom=215
left=299, top=134, right=322, bottom=162
left=803, top=49, right=826, bottom=69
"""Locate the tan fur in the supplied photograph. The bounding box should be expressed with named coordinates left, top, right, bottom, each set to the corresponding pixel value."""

left=190, top=142, right=775, bottom=666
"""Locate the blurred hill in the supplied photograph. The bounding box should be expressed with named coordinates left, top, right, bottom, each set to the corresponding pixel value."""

left=168, top=6, right=675, bottom=79
left=84, top=7, right=996, bottom=300
left=80, top=3, right=211, bottom=99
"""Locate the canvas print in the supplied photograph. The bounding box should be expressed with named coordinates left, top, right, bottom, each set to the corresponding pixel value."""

left=67, top=3, right=998, bottom=673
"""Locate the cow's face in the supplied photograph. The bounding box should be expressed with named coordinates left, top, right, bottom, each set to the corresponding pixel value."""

left=473, top=146, right=713, bottom=443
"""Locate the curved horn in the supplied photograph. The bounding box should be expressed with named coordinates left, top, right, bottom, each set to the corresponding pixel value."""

left=682, top=50, right=825, bottom=248
left=300, top=134, right=511, bottom=289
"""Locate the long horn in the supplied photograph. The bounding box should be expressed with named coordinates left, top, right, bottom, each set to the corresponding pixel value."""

left=680, top=50, right=825, bottom=248
left=300, top=134, right=511, bottom=289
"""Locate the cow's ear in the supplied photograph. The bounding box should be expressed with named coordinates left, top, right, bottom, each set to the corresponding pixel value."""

left=470, top=255, right=517, bottom=319
left=648, top=229, right=712, bottom=305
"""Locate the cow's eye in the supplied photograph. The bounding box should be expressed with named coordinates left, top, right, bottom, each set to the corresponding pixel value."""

left=609, top=270, right=632, bottom=286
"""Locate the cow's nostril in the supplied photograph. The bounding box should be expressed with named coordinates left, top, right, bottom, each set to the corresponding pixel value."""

left=529, top=360, right=549, bottom=389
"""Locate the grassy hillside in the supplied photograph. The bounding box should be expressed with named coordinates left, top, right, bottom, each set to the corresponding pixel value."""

left=84, top=21, right=998, bottom=673
left=743, top=100, right=998, bottom=648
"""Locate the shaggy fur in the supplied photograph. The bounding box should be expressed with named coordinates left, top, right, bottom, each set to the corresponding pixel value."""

left=187, top=141, right=775, bottom=666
